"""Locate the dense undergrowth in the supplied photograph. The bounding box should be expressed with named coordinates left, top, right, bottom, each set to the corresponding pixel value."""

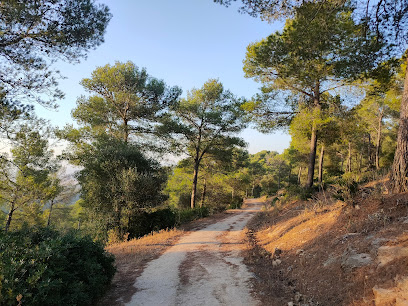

left=0, top=227, right=115, bottom=306
left=124, top=206, right=211, bottom=240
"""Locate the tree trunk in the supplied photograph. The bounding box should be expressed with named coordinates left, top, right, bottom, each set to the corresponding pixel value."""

left=306, top=82, right=320, bottom=188
left=191, top=161, right=199, bottom=208
left=200, top=178, right=206, bottom=208
left=5, top=202, right=16, bottom=232
left=123, top=117, right=129, bottom=143
left=297, top=166, right=302, bottom=185
left=47, top=200, right=54, bottom=227
left=278, top=164, right=281, bottom=190
left=391, top=57, right=408, bottom=192
left=318, top=145, right=324, bottom=184
left=306, top=122, right=318, bottom=188
left=288, top=164, right=292, bottom=186
left=347, top=142, right=352, bottom=172
left=359, top=148, right=363, bottom=173
left=375, top=110, right=384, bottom=170
left=367, top=133, right=373, bottom=168
left=114, top=204, right=123, bottom=236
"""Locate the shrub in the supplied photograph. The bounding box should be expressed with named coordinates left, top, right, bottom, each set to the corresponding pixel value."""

left=128, top=207, right=177, bottom=239
left=177, top=207, right=210, bottom=224
left=331, top=174, right=359, bottom=204
left=128, top=206, right=213, bottom=239
left=284, top=185, right=313, bottom=201
left=227, top=196, right=243, bottom=209
left=0, top=227, right=115, bottom=306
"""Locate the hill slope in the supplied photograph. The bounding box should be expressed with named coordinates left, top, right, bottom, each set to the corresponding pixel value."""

left=244, top=183, right=408, bottom=305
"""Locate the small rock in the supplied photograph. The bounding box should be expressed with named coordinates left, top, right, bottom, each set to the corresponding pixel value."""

left=296, top=249, right=304, bottom=256
left=287, top=265, right=293, bottom=272
left=294, top=291, right=303, bottom=302
left=343, top=233, right=359, bottom=239
left=341, top=253, right=373, bottom=269
left=272, top=259, right=282, bottom=267
left=323, top=255, right=339, bottom=267
left=288, top=302, right=294, bottom=306
left=339, top=233, right=359, bottom=244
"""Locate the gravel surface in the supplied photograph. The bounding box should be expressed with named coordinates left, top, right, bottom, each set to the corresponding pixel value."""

left=126, top=199, right=262, bottom=306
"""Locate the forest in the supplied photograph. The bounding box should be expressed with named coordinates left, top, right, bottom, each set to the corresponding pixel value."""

left=0, top=0, right=407, bottom=305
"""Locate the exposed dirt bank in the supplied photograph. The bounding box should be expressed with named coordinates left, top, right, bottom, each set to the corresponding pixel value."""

left=244, top=184, right=408, bottom=305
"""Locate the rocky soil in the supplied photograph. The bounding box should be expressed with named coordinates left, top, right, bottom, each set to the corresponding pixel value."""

left=244, top=183, right=408, bottom=305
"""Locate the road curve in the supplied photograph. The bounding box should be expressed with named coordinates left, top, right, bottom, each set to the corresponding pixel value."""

left=126, top=199, right=262, bottom=306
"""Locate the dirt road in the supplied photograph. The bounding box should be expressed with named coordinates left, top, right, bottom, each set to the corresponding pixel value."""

left=126, top=199, right=262, bottom=306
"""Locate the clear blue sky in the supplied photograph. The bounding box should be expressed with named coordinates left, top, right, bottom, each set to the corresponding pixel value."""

left=38, top=0, right=291, bottom=154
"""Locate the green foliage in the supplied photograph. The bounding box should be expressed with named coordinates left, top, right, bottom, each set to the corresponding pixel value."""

left=128, top=208, right=177, bottom=239
left=242, top=1, right=383, bottom=188
left=0, top=227, right=115, bottom=306
left=0, top=0, right=111, bottom=109
left=166, top=149, right=249, bottom=212
left=276, top=185, right=312, bottom=202
left=57, top=61, right=181, bottom=240
left=215, top=0, right=408, bottom=52
left=125, top=206, right=211, bottom=239
left=0, top=121, right=59, bottom=231
left=177, top=207, right=210, bottom=224
left=165, top=166, right=193, bottom=208
left=243, top=1, right=378, bottom=131
left=213, top=0, right=315, bottom=20
left=160, top=79, right=246, bottom=208
left=70, top=61, right=181, bottom=146
left=330, top=173, right=359, bottom=203
left=227, top=196, right=243, bottom=209
left=73, top=138, right=167, bottom=241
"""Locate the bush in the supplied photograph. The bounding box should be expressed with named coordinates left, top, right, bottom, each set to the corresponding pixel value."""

left=177, top=207, right=210, bottom=224
left=0, top=227, right=115, bottom=306
left=227, top=196, right=243, bottom=209
left=284, top=185, right=313, bottom=201
left=127, top=206, right=212, bottom=239
left=331, top=174, right=359, bottom=204
left=128, top=207, right=177, bottom=239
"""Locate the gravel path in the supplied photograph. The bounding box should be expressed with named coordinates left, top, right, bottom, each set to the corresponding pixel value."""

left=126, top=199, right=262, bottom=306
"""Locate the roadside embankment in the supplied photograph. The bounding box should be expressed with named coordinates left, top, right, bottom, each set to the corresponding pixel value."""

left=244, top=184, right=408, bottom=305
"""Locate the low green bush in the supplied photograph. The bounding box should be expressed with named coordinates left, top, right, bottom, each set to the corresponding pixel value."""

left=177, top=206, right=210, bottom=224
left=331, top=174, right=359, bottom=204
left=0, top=227, right=115, bottom=306
left=128, top=207, right=177, bottom=239
left=227, top=196, right=243, bottom=209
left=127, top=206, right=211, bottom=239
left=284, top=185, right=313, bottom=201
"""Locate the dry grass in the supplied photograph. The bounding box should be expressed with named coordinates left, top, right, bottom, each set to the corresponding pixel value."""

left=98, top=228, right=184, bottom=306
left=256, top=202, right=342, bottom=253
left=107, top=228, right=183, bottom=259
